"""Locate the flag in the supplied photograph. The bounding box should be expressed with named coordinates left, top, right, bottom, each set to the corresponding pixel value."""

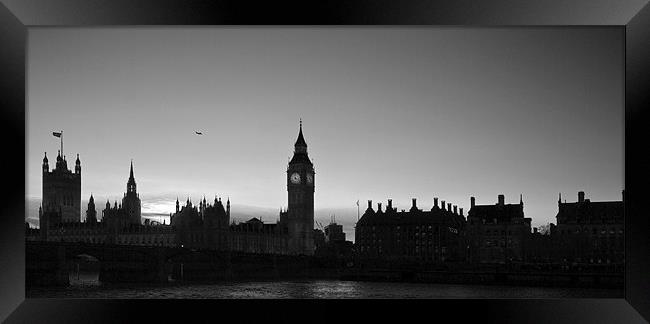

left=356, top=200, right=359, bottom=206
left=52, top=132, right=62, bottom=137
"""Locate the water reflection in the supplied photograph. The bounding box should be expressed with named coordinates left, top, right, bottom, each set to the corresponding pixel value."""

left=29, top=280, right=623, bottom=299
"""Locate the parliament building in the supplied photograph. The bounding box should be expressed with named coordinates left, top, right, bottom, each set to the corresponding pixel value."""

left=39, top=150, right=81, bottom=228
left=31, top=123, right=316, bottom=256
left=29, top=125, right=624, bottom=267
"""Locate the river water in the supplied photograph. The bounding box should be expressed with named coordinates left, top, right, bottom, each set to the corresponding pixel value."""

left=27, top=274, right=623, bottom=299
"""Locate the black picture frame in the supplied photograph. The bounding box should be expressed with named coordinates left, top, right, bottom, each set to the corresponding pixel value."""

left=1, top=0, right=649, bottom=322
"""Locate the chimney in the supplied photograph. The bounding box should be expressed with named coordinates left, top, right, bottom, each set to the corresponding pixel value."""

left=441, top=201, right=446, bottom=211
left=447, top=203, right=452, bottom=211
left=534, top=227, right=538, bottom=234
left=470, top=197, right=475, bottom=208
left=460, top=208, right=464, bottom=216
left=498, top=194, right=505, bottom=205
left=377, top=203, right=383, bottom=212
left=387, top=199, right=393, bottom=210
left=412, top=198, right=417, bottom=209
left=453, top=205, right=457, bottom=214
left=578, top=191, right=585, bottom=203
left=367, top=200, right=372, bottom=209
left=434, top=197, right=438, bottom=208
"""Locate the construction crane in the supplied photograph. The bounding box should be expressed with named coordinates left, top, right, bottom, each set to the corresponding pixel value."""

left=315, top=220, right=325, bottom=231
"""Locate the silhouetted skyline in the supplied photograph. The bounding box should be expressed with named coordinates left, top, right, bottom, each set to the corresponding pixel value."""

left=27, top=27, right=623, bottom=239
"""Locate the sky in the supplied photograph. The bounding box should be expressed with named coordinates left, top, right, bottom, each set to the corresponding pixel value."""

left=26, top=27, right=624, bottom=241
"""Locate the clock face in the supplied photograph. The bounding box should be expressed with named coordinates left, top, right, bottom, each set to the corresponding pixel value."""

left=290, top=172, right=301, bottom=184
left=306, top=174, right=313, bottom=184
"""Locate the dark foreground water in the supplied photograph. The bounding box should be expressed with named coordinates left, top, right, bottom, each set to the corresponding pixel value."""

left=27, top=274, right=623, bottom=298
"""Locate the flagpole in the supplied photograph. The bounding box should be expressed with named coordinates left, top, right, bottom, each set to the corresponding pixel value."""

left=60, top=130, right=63, bottom=157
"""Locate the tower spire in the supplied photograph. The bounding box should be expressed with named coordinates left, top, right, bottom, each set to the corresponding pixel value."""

left=295, top=120, right=307, bottom=148
left=126, top=160, right=137, bottom=194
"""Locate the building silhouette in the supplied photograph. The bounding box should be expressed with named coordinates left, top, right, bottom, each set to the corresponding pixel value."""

left=30, top=123, right=316, bottom=256
left=315, top=220, right=353, bottom=260
left=552, top=191, right=624, bottom=264
left=355, top=198, right=466, bottom=263
left=171, top=196, right=230, bottom=251
left=280, top=121, right=315, bottom=255
left=85, top=194, right=97, bottom=224
left=228, top=216, right=289, bottom=254
left=102, top=162, right=142, bottom=230
left=324, top=220, right=346, bottom=243
left=40, top=151, right=81, bottom=225
left=313, top=228, right=326, bottom=249
left=466, top=194, right=531, bottom=264
left=29, top=127, right=624, bottom=269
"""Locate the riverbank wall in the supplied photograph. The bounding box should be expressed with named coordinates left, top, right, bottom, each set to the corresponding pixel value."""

left=340, top=268, right=623, bottom=288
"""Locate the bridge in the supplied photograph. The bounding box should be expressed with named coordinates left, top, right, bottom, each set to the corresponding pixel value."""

left=26, top=241, right=316, bottom=287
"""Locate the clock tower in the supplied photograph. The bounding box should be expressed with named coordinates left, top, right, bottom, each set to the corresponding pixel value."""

left=285, top=120, right=315, bottom=255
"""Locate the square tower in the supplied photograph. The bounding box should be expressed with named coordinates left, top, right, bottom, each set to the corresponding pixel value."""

left=41, top=151, right=81, bottom=224
left=286, top=121, right=315, bottom=255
